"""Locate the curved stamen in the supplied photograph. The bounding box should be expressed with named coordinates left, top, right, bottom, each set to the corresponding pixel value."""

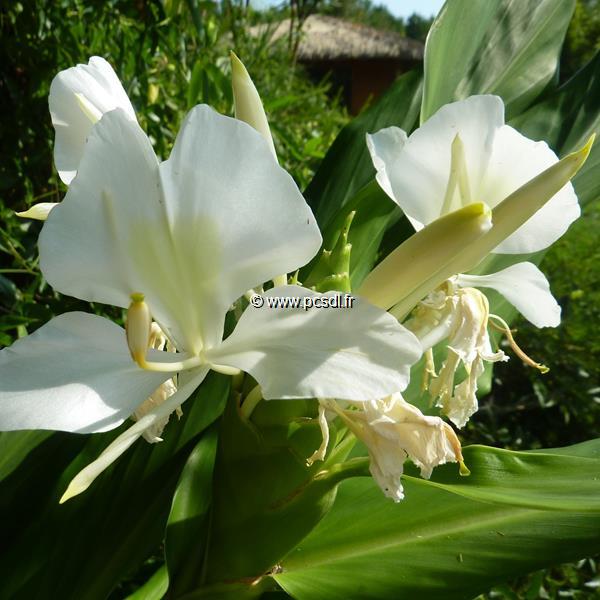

left=489, top=313, right=549, bottom=373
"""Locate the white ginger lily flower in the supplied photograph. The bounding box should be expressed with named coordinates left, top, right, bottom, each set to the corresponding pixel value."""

left=17, top=56, right=137, bottom=219
left=367, top=94, right=579, bottom=255
left=0, top=105, right=421, bottom=500
left=365, top=95, right=580, bottom=422
left=323, top=394, right=466, bottom=502
left=366, top=94, right=572, bottom=327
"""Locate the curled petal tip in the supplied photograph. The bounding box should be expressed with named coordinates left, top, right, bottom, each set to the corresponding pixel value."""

left=16, top=202, right=59, bottom=221
left=566, top=133, right=595, bottom=174
left=59, top=480, right=88, bottom=504
left=459, top=461, right=471, bottom=477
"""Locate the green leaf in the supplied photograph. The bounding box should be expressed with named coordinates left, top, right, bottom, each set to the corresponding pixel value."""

left=165, top=424, right=220, bottom=597
left=422, top=0, right=575, bottom=122
left=0, top=372, right=229, bottom=600
left=305, top=70, right=422, bottom=233
left=0, top=430, right=52, bottom=481
left=511, top=53, right=600, bottom=153
left=202, top=397, right=355, bottom=584
left=275, top=442, right=600, bottom=600
left=510, top=52, right=600, bottom=206
left=404, top=443, right=600, bottom=512
left=125, top=565, right=168, bottom=600
left=301, top=70, right=421, bottom=288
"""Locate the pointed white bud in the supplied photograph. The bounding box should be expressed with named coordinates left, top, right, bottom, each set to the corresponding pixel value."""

left=230, top=51, right=277, bottom=159
left=16, top=203, right=59, bottom=221
left=358, top=202, right=492, bottom=315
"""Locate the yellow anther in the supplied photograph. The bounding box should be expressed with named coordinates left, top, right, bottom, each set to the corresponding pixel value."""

left=126, top=293, right=152, bottom=368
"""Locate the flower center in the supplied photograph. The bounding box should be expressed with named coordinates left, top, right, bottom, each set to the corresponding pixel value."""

left=440, top=134, right=473, bottom=216
left=125, top=293, right=240, bottom=376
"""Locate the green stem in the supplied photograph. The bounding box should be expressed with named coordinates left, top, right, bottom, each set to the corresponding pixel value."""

left=240, top=384, right=263, bottom=419
left=313, top=456, right=371, bottom=485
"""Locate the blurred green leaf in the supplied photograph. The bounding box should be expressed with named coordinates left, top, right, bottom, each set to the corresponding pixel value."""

left=165, top=424, right=219, bottom=597
left=275, top=442, right=600, bottom=600
left=0, top=372, right=229, bottom=600
left=422, top=0, right=575, bottom=122
left=511, top=51, right=600, bottom=207
left=305, top=69, right=422, bottom=233
left=125, top=565, right=168, bottom=600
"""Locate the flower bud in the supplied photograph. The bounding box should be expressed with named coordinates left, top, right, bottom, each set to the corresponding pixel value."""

left=16, top=203, right=59, bottom=221
left=455, top=135, right=594, bottom=271
left=230, top=51, right=277, bottom=159
left=358, top=202, right=492, bottom=316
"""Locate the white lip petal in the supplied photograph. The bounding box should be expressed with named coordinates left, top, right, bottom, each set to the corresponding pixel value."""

left=368, top=95, right=504, bottom=229
left=49, top=56, right=137, bottom=184
left=207, top=286, right=421, bottom=401
left=456, top=262, right=561, bottom=328
left=41, top=106, right=322, bottom=353
left=0, top=312, right=174, bottom=434
left=366, top=127, right=409, bottom=214
left=158, top=105, right=322, bottom=348
left=483, top=126, right=580, bottom=254
left=59, top=366, right=208, bottom=503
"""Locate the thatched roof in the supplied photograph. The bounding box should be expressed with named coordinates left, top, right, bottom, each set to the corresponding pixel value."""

left=255, top=15, right=424, bottom=62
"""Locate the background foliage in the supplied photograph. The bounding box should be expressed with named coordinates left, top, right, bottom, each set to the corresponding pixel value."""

left=1, top=0, right=599, bottom=598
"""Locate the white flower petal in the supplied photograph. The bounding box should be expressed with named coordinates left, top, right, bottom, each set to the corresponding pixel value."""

left=207, top=286, right=421, bottom=401
left=368, top=95, right=579, bottom=254
left=49, top=56, right=137, bottom=184
left=15, top=203, right=59, bottom=221
left=59, top=367, right=208, bottom=502
left=371, top=96, right=504, bottom=229
left=456, top=262, right=561, bottom=327
left=483, top=126, right=580, bottom=253
left=39, top=110, right=196, bottom=346
left=158, top=105, right=322, bottom=346
left=40, top=106, right=322, bottom=352
left=0, top=312, right=174, bottom=433
left=366, top=127, right=408, bottom=207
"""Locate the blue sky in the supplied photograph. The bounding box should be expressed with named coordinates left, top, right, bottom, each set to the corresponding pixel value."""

left=253, top=0, right=446, bottom=19
left=383, top=0, right=445, bottom=18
